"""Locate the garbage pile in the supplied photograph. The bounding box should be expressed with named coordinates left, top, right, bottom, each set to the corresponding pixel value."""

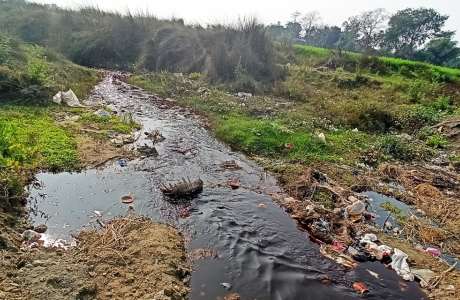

left=282, top=169, right=442, bottom=290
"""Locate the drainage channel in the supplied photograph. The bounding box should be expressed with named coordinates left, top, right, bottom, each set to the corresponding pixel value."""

left=28, top=72, right=427, bottom=300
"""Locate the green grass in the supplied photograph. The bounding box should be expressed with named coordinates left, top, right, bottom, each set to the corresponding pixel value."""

left=0, top=106, right=80, bottom=172
left=80, top=112, right=141, bottom=134
left=128, top=72, right=437, bottom=166
left=295, top=44, right=460, bottom=83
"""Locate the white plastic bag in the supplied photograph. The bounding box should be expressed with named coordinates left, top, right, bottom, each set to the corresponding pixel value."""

left=53, top=89, right=85, bottom=107
left=390, top=248, right=414, bottom=281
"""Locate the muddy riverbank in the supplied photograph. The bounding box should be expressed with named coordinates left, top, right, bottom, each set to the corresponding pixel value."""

left=2, top=71, right=455, bottom=300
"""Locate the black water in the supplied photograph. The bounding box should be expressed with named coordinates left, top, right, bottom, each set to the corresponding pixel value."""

left=28, top=72, right=427, bottom=300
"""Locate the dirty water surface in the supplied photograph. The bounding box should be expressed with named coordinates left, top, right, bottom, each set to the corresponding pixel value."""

left=28, top=72, right=428, bottom=300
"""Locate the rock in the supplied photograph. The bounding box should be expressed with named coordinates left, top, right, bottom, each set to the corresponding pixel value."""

left=94, top=109, right=112, bottom=118
left=164, top=287, right=173, bottom=296
left=34, top=224, right=48, bottom=234
left=32, top=260, right=48, bottom=267
left=106, top=104, right=118, bottom=112
left=0, top=235, right=8, bottom=249
left=76, top=283, right=97, bottom=300
left=21, top=230, right=41, bottom=242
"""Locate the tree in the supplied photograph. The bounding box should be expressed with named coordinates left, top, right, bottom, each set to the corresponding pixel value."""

left=417, top=31, right=460, bottom=66
left=384, top=8, right=448, bottom=59
left=300, top=11, right=322, bottom=39
left=342, top=8, right=388, bottom=51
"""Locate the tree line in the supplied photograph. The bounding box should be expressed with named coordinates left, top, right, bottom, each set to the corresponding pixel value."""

left=267, top=8, right=460, bottom=69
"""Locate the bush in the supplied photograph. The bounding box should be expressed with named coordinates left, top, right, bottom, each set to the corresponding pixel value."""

left=0, top=33, right=12, bottom=64
left=426, top=134, right=449, bottom=148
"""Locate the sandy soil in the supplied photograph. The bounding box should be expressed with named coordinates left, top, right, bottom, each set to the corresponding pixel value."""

left=0, top=216, right=190, bottom=300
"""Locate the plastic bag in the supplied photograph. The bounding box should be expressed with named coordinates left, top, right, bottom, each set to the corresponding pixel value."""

left=348, top=241, right=371, bottom=262
left=53, top=89, right=85, bottom=107
left=390, top=248, right=414, bottom=281
left=347, top=200, right=365, bottom=216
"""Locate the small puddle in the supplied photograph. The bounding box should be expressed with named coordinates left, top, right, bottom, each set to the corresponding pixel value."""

left=28, top=72, right=428, bottom=300
left=364, top=191, right=412, bottom=229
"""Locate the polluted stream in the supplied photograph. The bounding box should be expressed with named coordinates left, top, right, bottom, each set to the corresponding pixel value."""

left=28, top=72, right=427, bottom=300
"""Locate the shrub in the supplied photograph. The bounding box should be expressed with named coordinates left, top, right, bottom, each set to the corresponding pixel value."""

left=426, top=134, right=449, bottom=148
left=0, top=33, right=12, bottom=64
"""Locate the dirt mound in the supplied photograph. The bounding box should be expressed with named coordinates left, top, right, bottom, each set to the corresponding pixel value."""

left=0, top=216, right=190, bottom=300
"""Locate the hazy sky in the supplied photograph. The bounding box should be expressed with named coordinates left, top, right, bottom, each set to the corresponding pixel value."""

left=34, top=0, right=459, bottom=40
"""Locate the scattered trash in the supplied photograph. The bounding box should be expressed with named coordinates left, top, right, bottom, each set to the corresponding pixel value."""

left=412, top=269, right=435, bottom=288
left=333, top=241, right=346, bottom=253
left=390, top=248, right=414, bottom=281
left=353, top=282, right=369, bottom=294
left=94, top=109, right=113, bottom=118
left=137, top=144, right=159, bottom=157
left=93, top=211, right=103, bottom=217
left=322, top=279, right=331, bottom=284
left=320, top=245, right=357, bottom=269
left=229, top=182, right=240, bottom=189
left=348, top=196, right=358, bottom=203
left=180, top=209, right=189, bottom=218
left=366, top=269, right=379, bottom=279
left=259, top=203, right=266, bottom=207
left=349, top=213, right=363, bottom=222
left=445, top=285, right=455, bottom=290
left=197, top=88, right=207, bottom=93
left=361, top=234, right=377, bottom=243
left=348, top=241, right=371, bottom=262
left=352, top=128, right=359, bottom=132
left=108, top=131, right=119, bottom=136
left=220, top=282, right=232, bottom=290
left=241, top=97, right=250, bottom=102
left=224, top=293, right=240, bottom=300
left=52, top=89, right=85, bottom=107
left=228, top=152, right=234, bottom=155
left=144, top=130, right=166, bottom=143
left=118, top=161, right=128, bottom=167
left=220, top=160, right=242, bottom=170
left=318, top=132, right=326, bottom=142
left=425, top=247, right=441, bottom=257
left=121, top=196, right=134, bottom=204
left=237, top=92, right=252, bottom=98
left=385, top=221, right=393, bottom=230
left=160, top=178, right=204, bottom=197
left=346, top=200, right=365, bottom=216
left=275, top=103, right=289, bottom=109
left=312, top=171, right=327, bottom=183
left=284, top=143, right=294, bottom=148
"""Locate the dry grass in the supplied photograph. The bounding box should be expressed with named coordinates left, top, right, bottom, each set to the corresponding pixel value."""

left=76, top=215, right=151, bottom=260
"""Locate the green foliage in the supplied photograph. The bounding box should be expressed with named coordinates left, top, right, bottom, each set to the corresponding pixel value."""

left=0, top=107, right=80, bottom=172
left=426, top=134, right=449, bottom=148
left=188, top=72, right=201, bottom=80
left=384, top=8, right=449, bottom=59
left=27, top=46, right=49, bottom=84
left=376, top=135, right=431, bottom=162
left=80, top=112, right=140, bottom=134
left=0, top=33, right=12, bottom=64
left=314, top=191, right=335, bottom=209
left=380, top=201, right=408, bottom=224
